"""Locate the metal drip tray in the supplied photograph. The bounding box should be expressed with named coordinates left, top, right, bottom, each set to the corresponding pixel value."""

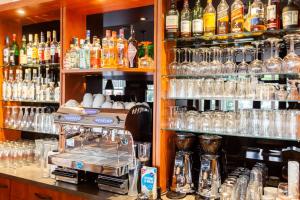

left=49, top=147, right=131, bottom=177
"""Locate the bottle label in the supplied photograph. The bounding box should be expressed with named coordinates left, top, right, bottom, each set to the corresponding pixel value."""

left=180, top=20, right=191, bottom=34
left=117, top=43, right=125, bottom=65
left=283, top=11, right=299, bottom=27
left=20, top=50, right=27, bottom=65
left=32, top=48, right=38, bottom=59
left=166, top=15, right=179, bottom=32
left=44, top=47, right=51, bottom=61
left=231, top=7, right=244, bottom=33
left=217, top=9, right=229, bottom=34
left=128, top=43, right=137, bottom=68
left=27, top=48, right=32, bottom=59
left=50, top=45, right=56, bottom=56
left=203, top=13, right=216, bottom=33
left=251, top=7, right=265, bottom=26
left=3, top=48, right=9, bottom=64
left=267, top=5, right=276, bottom=21
left=38, top=47, right=44, bottom=62
left=192, top=19, right=203, bottom=33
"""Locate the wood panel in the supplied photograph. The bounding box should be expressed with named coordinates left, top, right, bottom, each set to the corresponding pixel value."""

left=28, top=185, right=60, bottom=200
left=59, top=193, right=83, bottom=200
left=0, top=177, right=10, bottom=200
left=10, top=180, right=28, bottom=200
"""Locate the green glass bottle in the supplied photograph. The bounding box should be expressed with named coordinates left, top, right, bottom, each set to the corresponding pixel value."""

left=192, top=0, right=204, bottom=36
left=9, top=34, right=19, bottom=66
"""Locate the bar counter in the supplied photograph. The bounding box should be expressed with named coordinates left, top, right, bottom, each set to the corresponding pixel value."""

left=0, top=165, right=134, bottom=200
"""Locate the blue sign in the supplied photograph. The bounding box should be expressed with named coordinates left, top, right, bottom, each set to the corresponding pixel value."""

left=63, top=114, right=81, bottom=122
left=94, top=117, right=114, bottom=124
left=84, top=109, right=98, bottom=115
left=75, top=161, right=84, bottom=170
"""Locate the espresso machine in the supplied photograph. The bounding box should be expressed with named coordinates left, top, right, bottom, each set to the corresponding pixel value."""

left=197, top=135, right=222, bottom=200
left=167, top=133, right=195, bottom=199
left=48, top=105, right=152, bottom=194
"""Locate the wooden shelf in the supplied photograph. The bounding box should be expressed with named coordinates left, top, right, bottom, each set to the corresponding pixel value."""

left=61, top=67, right=155, bottom=75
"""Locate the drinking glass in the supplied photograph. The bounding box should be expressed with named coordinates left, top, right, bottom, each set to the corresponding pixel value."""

left=15, top=106, right=23, bottom=129
left=214, top=79, right=224, bottom=97
left=9, top=106, right=18, bottom=129
left=180, top=48, right=190, bottom=75
left=249, top=41, right=264, bottom=73
left=224, top=80, right=236, bottom=97
left=264, top=38, right=282, bottom=73
left=138, top=142, right=151, bottom=165
left=277, top=183, right=289, bottom=199
left=20, top=107, right=29, bottom=130
left=283, top=34, right=300, bottom=73
left=237, top=47, right=249, bottom=73
left=200, top=48, right=210, bottom=75
left=33, top=107, right=41, bottom=131
left=138, top=42, right=154, bottom=68
left=223, top=48, right=236, bottom=74
left=210, top=47, right=221, bottom=74
left=188, top=49, right=198, bottom=75
left=168, top=48, right=179, bottom=75
left=4, top=106, right=11, bottom=128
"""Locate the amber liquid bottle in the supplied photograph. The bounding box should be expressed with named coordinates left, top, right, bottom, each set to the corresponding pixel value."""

left=282, top=0, right=300, bottom=30
left=217, top=0, right=229, bottom=34
left=166, top=0, right=179, bottom=38
left=267, top=0, right=280, bottom=30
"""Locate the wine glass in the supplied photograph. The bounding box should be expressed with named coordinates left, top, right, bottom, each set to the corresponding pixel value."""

left=283, top=34, right=300, bottom=73
left=4, top=106, right=11, bottom=128
left=15, top=106, right=24, bottom=129
left=223, top=47, right=236, bottom=74
left=188, top=49, right=197, bottom=75
left=20, top=107, right=29, bottom=130
left=237, top=47, right=249, bottom=74
left=264, top=38, right=282, bottom=73
left=180, top=48, right=190, bottom=75
left=9, top=106, right=18, bottom=129
left=199, top=48, right=209, bottom=75
left=249, top=41, right=264, bottom=73
left=138, top=42, right=154, bottom=68
left=210, top=47, right=221, bottom=74
left=168, top=48, right=179, bottom=75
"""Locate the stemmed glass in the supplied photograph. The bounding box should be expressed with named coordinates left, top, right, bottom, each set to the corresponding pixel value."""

left=283, top=34, right=300, bottom=73
left=9, top=106, right=18, bottom=129
left=27, top=107, right=35, bottom=130
left=237, top=47, right=249, bottom=74
left=20, top=107, right=29, bottom=130
left=249, top=41, right=264, bottom=73
left=199, top=48, right=209, bottom=75
left=180, top=48, right=190, bottom=75
left=33, top=107, right=40, bottom=131
left=168, top=48, right=179, bottom=75
left=223, top=47, right=236, bottom=74
left=189, top=49, right=197, bottom=75
left=4, top=106, right=11, bottom=128
left=210, top=47, right=221, bottom=74
left=16, top=106, right=24, bottom=129
left=264, top=38, right=282, bottom=73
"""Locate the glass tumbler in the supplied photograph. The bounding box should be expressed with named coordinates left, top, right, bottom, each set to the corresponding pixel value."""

left=224, top=80, right=236, bottom=97
left=214, top=79, right=225, bottom=98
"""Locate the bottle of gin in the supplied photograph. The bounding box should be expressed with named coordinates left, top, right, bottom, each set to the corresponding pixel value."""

left=231, top=0, right=244, bottom=33
left=267, top=0, right=280, bottom=30
left=250, top=0, right=266, bottom=31
left=282, top=0, right=299, bottom=30
left=217, top=0, right=229, bottom=34
left=203, top=0, right=216, bottom=36
left=166, top=0, right=179, bottom=38
left=181, top=0, right=192, bottom=37
left=192, top=0, right=204, bottom=37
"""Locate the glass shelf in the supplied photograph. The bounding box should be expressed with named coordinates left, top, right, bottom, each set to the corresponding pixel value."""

left=162, top=72, right=300, bottom=79
left=2, top=100, right=59, bottom=104
left=3, top=127, right=58, bottom=135
left=165, top=97, right=300, bottom=103
left=20, top=63, right=60, bottom=68
left=162, top=127, right=299, bottom=142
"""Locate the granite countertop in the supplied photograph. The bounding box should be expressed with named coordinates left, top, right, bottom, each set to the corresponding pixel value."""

left=0, top=165, right=134, bottom=200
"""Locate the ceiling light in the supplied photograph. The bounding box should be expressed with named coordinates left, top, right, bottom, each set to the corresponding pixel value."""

left=16, top=9, right=25, bottom=16
left=140, top=17, right=147, bottom=21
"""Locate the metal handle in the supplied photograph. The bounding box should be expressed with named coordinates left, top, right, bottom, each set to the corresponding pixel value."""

left=0, top=184, right=8, bottom=189
left=34, top=193, right=52, bottom=200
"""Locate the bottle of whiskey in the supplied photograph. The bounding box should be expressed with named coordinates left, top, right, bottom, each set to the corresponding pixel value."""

left=9, top=34, right=19, bottom=66
left=192, top=0, right=203, bottom=37
left=128, top=25, right=138, bottom=68
left=231, top=0, right=244, bottom=33
left=3, top=36, right=10, bottom=67
left=166, top=0, right=179, bottom=38
left=282, top=0, right=299, bottom=30
left=203, top=0, right=216, bottom=36
left=102, top=30, right=111, bottom=67
left=19, top=35, right=27, bottom=65
left=217, top=0, right=229, bottom=34
left=180, top=0, right=192, bottom=37
left=250, top=0, right=266, bottom=31
left=117, top=28, right=128, bottom=66
left=244, top=0, right=252, bottom=32
left=90, top=36, right=101, bottom=69
left=267, top=0, right=280, bottom=30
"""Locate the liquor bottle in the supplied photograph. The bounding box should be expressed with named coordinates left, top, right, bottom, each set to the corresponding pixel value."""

left=231, top=0, right=244, bottom=33
left=19, top=35, right=27, bottom=65
left=180, top=0, right=192, bottom=37
left=9, top=34, right=19, bottom=66
left=12, top=69, right=20, bottom=100
left=250, top=0, right=266, bottom=31
left=22, top=68, right=29, bottom=100
left=127, top=25, right=138, bottom=68
left=16, top=69, right=23, bottom=100
left=44, top=31, right=51, bottom=65
left=7, top=69, right=14, bottom=100
left=27, top=34, right=33, bottom=65
left=192, top=0, right=204, bottom=36
left=90, top=36, right=101, bottom=69
left=203, top=0, right=216, bottom=36
left=117, top=28, right=128, bottom=66
left=51, top=30, right=59, bottom=64
left=3, top=36, right=10, bottom=66
left=267, top=0, right=280, bottom=30
left=2, top=69, right=8, bottom=100
left=244, top=0, right=252, bottom=32
left=166, top=0, right=179, bottom=38
left=109, top=31, right=117, bottom=65
left=27, top=68, right=35, bottom=100
left=217, top=0, right=229, bottom=34
left=70, top=37, right=80, bottom=68
left=32, top=34, right=39, bottom=65
left=102, top=30, right=111, bottom=67
left=282, top=0, right=299, bottom=30
left=38, top=32, right=46, bottom=65
left=84, top=30, right=91, bottom=69
left=79, top=39, right=86, bottom=69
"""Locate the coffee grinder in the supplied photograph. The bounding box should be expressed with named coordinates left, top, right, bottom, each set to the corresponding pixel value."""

left=197, top=135, right=222, bottom=200
left=166, top=133, right=195, bottom=199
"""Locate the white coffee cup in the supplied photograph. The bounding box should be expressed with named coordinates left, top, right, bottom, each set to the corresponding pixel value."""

left=65, top=99, right=80, bottom=107
left=82, top=93, right=93, bottom=108
left=112, top=101, right=125, bottom=109
left=101, top=101, right=113, bottom=109
left=92, top=94, right=106, bottom=108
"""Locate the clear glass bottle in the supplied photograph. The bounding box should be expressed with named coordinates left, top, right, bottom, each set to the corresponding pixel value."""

left=83, top=30, right=91, bottom=69
left=181, top=0, right=192, bottom=37
left=38, top=32, right=46, bottom=65
left=192, top=0, right=204, bottom=37
left=20, top=35, right=27, bottom=65
left=3, top=36, right=10, bottom=67
left=22, top=69, right=29, bottom=100
left=54, top=82, right=60, bottom=102
left=50, top=30, right=59, bottom=64
left=217, top=0, right=229, bottom=34
left=35, top=77, right=41, bottom=101
left=27, top=68, right=35, bottom=100
left=109, top=31, right=117, bottom=65
left=90, top=36, right=101, bottom=69
left=282, top=0, right=299, bottom=30
left=32, top=34, right=39, bottom=65
left=102, top=30, right=111, bottom=67
left=12, top=69, right=20, bottom=100
left=16, top=69, right=23, bottom=100
left=267, top=0, right=280, bottom=30
left=128, top=25, right=138, bottom=68
left=166, top=0, right=179, bottom=38
left=2, top=69, right=8, bottom=100
left=79, top=39, right=86, bottom=69
left=250, top=0, right=266, bottom=31
left=70, top=37, right=80, bottom=68
left=44, top=31, right=51, bottom=65
left=6, top=69, right=14, bottom=100
left=27, top=34, right=33, bottom=65
left=203, top=0, right=216, bottom=36
left=117, top=28, right=128, bottom=66
left=9, top=33, right=19, bottom=66
left=231, top=0, right=244, bottom=33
